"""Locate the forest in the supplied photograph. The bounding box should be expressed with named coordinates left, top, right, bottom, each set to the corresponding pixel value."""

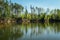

left=0, top=0, right=60, bottom=24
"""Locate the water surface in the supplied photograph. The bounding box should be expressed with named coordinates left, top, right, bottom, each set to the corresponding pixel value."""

left=0, top=23, right=60, bottom=40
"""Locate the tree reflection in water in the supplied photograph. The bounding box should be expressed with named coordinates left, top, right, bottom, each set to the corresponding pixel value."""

left=0, top=23, right=60, bottom=40
left=0, top=24, right=23, bottom=40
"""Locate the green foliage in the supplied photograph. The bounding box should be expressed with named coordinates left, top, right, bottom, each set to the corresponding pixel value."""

left=0, top=0, right=60, bottom=22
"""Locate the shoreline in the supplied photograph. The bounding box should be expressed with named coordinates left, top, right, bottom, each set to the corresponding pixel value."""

left=0, top=18, right=60, bottom=24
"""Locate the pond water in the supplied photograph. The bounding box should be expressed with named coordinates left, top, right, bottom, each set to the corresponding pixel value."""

left=0, top=23, right=60, bottom=40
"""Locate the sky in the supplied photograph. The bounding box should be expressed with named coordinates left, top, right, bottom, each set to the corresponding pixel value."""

left=9, top=0, right=60, bottom=12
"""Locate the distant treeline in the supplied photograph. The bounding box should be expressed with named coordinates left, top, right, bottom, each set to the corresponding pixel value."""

left=0, top=0, right=60, bottom=23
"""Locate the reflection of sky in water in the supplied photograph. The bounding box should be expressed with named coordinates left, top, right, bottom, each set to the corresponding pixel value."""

left=17, top=23, right=60, bottom=40
left=20, top=25, right=58, bottom=38
left=0, top=23, right=60, bottom=40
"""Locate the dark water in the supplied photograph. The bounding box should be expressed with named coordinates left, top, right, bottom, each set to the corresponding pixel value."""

left=0, top=23, right=60, bottom=40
